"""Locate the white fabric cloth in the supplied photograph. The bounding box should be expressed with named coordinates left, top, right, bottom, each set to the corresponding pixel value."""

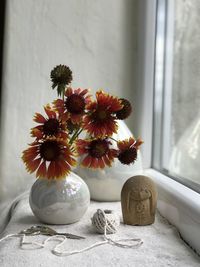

left=0, top=193, right=199, bottom=267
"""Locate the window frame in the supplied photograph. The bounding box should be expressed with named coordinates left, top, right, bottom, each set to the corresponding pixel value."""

left=134, top=0, right=156, bottom=169
left=152, top=0, right=174, bottom=170
left=138, top=0, right=200, bottom=255
left=0, top=0, right=6, bottom=133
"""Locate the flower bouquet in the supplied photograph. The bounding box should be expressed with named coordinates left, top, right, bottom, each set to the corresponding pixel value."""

left=22, top=65, right=143, bottom=179
left=22, top=65, right=143, bottom=223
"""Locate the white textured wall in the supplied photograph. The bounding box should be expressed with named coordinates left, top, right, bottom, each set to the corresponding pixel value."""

left=0, top=0, right=138, bottom=202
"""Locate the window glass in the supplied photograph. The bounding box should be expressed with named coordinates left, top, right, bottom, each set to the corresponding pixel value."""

left=154, top=0, right=200, bottom=192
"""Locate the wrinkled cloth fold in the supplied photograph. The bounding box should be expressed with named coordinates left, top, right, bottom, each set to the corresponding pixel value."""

left=0, top=192, right=29, bottom=237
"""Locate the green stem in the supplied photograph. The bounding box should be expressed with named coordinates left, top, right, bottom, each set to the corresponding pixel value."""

left=69, top=128, right=83, bottom=145
left=74, top=128, right=83, bottom=140
left=62, top=89, right=65, bottom=101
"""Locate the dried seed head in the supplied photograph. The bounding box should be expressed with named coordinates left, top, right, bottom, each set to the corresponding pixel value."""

left=116, top=98, right=132, bottom=120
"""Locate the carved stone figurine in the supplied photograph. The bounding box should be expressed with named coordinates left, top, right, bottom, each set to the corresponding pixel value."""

left=121, top=175, right=157, bottom=226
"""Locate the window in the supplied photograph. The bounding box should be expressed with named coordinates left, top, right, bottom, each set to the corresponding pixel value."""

left=138, top=0, right=200, bottom=255
left=153, top=0, right=200, bottom=193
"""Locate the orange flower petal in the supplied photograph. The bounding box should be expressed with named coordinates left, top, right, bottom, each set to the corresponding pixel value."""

left=71, top=114, right=82, bottom=124
left=23, top=146, right=38, bottom=155
left=47, top=161, right=56, bottom=179
left=117, top=137, right=135, bottom=151
left=33, top=113, right=46, bottom=123
left=54, top=161, right=62, bottom=178
left=86, top=102, right=97, bottom=111
left=63, top=151, right=76, bottom=166
left=27, top=158, right=41, bottom=173
left=76, top=140, right=89, bottom=154
left=135, top=137, right=144, bottom=149
left=60, top=132, right=68, bottom=140
left=98, top=158, right=105, bottom=169
left=95, top=90, right=121, bottom=111
left=61, top=112, right=69, bottom=122
left=82, top=155, right=92, bottom=167
left=79, top=88, right=88, bottom=96
left=22, top=152, right=37, bottom=162
left=74, top=88, right=81, bottom=94
left=103, top=155, right=112, bottom=167
left=44, top=106, right=56, bottom=119
left=58, top=160, right=71, bottom=176
left=90, top=157, right=99, bottom=168
left=53, top=99, right=65, bottom=114
left=22, top=146, right=39, bottom=162
left=31, top=128, right=43, bottom=139
left=65, top=87, right=73, bottom=97
left=57, top=160, right=68, bottom=178
left=36, top=161, right=47, bottom=178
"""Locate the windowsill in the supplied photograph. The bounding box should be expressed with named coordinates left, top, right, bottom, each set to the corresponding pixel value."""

left=0, top=192, right=199, bottom=266
left=144, top=168, right=200, bottom=256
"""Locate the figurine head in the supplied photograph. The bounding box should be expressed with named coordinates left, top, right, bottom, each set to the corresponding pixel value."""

left=121, top=175, right=157, bottom=225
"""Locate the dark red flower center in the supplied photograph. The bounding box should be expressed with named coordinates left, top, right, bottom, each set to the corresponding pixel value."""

left=118, top=147, right=137, bottom=165
left=65, top=94, right=85, bottom=114
left=40, top=141, right=61, bottom=161
left=92, top=108, right=109, bottom=122
left=116, top=98, right=132, bottom=120
left=89, top=139, right=109, bottom=158
left=43, top=119, right=60, bottom=136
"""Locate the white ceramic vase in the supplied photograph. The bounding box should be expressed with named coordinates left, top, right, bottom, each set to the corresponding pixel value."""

left=29, top=172, right=90, bottom=224
left=75, top=121, right=143, bottom=201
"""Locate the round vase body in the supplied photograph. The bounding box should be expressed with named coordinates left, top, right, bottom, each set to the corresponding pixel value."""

left=75, top=121, right=143, bottom=201
left=29, top=172, right=90, bottom=224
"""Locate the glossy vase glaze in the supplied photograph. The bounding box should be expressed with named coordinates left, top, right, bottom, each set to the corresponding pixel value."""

left=75, top=121, right=143, bottom=201
left=29, top=172, right=90, bottom=224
